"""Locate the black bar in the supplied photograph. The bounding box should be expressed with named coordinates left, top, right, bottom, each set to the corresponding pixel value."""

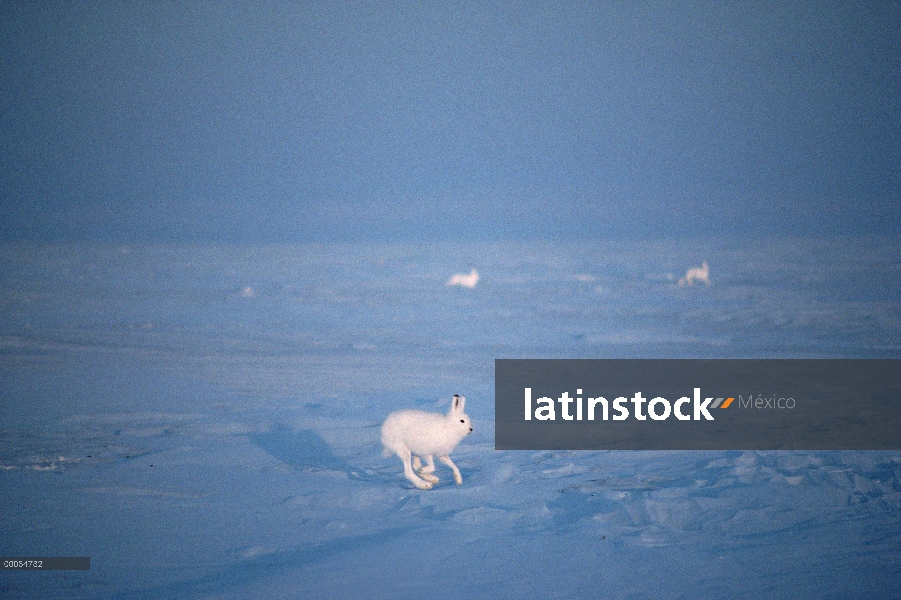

left=1, top=557, right=90, bottom=570
left=496, top=359, right=901, bottom=450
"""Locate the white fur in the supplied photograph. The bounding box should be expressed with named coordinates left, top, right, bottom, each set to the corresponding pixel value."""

left=678, top=261, right=710, bottom=286
left=381, top=395, right=473, bottom=490
left=446, top=269, right=479, bottom=288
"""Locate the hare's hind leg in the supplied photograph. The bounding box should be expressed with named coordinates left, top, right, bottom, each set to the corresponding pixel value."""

left=416, top=455, right=439, bottom=484
left=399, top=446, right=432, bottom=490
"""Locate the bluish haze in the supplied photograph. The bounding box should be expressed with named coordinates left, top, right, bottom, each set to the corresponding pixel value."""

left=2, top=1, right=899, bottom=241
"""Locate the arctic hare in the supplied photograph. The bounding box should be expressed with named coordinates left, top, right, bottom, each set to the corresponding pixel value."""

left=381, top=395, right=473, bottom=490
left=678, top=261, right=710, bottom=286
left=446, top=269, right=479, bottom=288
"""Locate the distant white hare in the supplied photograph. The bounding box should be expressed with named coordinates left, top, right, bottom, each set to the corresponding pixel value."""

left=446, top=269, right=479, bottom=288
left=678, top=261, right=710, bottom=286
left=381, top=395, right=473, bottom=490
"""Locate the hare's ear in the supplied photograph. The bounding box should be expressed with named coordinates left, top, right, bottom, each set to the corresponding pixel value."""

left=452, top=395, right=465, bottom=414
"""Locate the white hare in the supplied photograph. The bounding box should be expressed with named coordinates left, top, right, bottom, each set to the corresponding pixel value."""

left=381, top=395, right=473, bottom=490
left=446, top=269, right=479, bottom=289
left=678, top=261, right=710, bottom=286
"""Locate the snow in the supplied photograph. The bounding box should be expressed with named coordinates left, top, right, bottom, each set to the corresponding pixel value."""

left=1, top=238, right=899, bottom=598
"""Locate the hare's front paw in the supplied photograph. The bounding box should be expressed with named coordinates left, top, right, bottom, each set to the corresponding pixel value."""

left=420, top=472, right=439, bottom=484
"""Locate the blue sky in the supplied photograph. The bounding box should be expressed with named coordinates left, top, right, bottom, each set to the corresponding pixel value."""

left=2, top=1, right=899, bottom=241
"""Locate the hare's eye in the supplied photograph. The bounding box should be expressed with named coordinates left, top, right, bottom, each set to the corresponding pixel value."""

left=460, top=419, right=465, bottom=423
